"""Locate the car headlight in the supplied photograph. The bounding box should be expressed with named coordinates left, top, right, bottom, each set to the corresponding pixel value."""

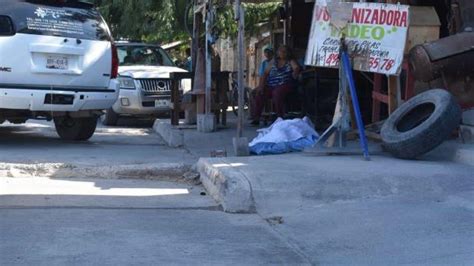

left=118, top=77, right=136, bottom=89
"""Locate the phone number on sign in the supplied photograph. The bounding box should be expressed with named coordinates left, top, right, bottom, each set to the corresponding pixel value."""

left=324, top=54, right=396, bottom=72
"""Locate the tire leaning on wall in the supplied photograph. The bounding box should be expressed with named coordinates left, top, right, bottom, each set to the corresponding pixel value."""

left=381, top=89, right=462, bottom=159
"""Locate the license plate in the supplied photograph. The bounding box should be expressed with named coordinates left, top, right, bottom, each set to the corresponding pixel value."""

left=155, top=100, right=170, bottom=107
left=46, top=56, right=68, bottom=70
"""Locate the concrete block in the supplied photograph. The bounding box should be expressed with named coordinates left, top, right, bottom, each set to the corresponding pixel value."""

left=454, top=146, right=474, bottom=167
left=153, top=119, right=184, bottom=148
left=197, top=114, right=216, bottom=133
left=462, top=109, right=474, bottom=126
left=233, top=137, right=250, bottom=156
left=184, top=108, right=197, bottom=125
left=196, top=158, right=255, bottom=213
left=460, top=125, right=474, bottom=144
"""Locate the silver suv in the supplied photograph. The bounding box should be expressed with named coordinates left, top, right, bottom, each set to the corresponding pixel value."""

left=101, top=42, right=190, bottom=125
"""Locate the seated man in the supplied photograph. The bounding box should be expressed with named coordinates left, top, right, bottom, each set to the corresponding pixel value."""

left=251, top=45, right=301, bottom=126
left=259, top=46, right=274, bottom=77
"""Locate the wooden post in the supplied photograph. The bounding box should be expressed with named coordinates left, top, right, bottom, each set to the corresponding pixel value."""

left=193, top=6, right=204, bottom=116
left=237, top=5, right=245, bottom=138
left=191, top=0, right=198, bottom=72
left=170, top=73, right=180, bottom=126
left=371, top=74, right=383, bottom=122
left=386, top=0, right=401, bottom=114
left=387, top=76, right=399, bottom=114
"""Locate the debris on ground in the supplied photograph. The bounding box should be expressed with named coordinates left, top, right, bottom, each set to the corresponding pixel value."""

left=182, top=171, right=201, bottom=185
left=210, top=149, right=227, bottom=157
left=265, top=216, right=284, bottom=226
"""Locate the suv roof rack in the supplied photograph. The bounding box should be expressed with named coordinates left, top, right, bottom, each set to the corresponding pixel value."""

left=27, top=0, right=94, bottom=9
left=115, top=39, right=145, bottom=43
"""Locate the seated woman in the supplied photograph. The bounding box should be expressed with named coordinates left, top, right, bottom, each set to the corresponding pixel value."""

left=251, top=45, right=301, bottom=125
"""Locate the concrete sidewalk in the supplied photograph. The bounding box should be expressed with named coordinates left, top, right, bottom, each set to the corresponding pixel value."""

left=154, top=113, right=474, bottom=166
left=196, top=153, right=474, bottom=265
left=154, top=115, right=474, bottom=264
left=153, top=116, right=258, bottom=157
left=0, top=121, right=196, bottom=180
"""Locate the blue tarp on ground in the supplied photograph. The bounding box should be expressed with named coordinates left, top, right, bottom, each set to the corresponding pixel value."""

left=249, top=117, right=319, bottom=155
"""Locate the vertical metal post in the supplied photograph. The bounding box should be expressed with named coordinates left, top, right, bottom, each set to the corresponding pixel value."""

left=237, top=5, right=245, bottom=138
left=341, top=51, right=371, bottom=161
left=205, top=2, right=212, bottom=115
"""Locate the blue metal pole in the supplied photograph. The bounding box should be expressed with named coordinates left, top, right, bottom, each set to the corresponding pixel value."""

left=341, top=51, right=371, bottom=160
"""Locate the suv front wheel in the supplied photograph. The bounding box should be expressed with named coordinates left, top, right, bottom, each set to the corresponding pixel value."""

left=101, top=108, right=119, bottom=126
left=54, top=116, right=98, bottom=141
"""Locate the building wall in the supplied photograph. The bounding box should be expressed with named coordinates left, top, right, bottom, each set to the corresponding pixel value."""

left=214, top=23, right=273, bottom=88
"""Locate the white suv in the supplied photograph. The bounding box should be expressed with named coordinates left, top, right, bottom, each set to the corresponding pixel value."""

left=101, top=42, right=190, bottom=125
left=0, top=0, right=119, bottom=140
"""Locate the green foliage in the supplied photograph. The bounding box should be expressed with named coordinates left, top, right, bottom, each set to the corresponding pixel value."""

left=94, top=0, right=281, bottom=43
left=94, top=0, right=185, bottom=42
left=216, top=2, right=281, bottom=38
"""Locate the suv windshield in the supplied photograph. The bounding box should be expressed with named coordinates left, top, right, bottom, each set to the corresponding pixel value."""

left=3, top=0, right=111, bottom=41
left=117, top=45, right=175, bottom=67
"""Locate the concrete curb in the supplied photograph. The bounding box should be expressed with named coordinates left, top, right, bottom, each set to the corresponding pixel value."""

left=0, top=162, right=191, bottom=180
left=451, top=146, right=474, bottom=167
left=153, top=119, right=184, bottom=148
left=460, top=125, right=474, bottom=144
left=463, top=109, right=474, bottom=126
left=426, top=141, right=474, bottom=167
left=196, top=158, right=255, bottom=213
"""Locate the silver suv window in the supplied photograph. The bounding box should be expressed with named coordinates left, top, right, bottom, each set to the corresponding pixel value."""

left=2, top=0, right=111, bottom=41
left=117, top=46, right=175, bottom=67
left=0, top=15, right=15, bottom=36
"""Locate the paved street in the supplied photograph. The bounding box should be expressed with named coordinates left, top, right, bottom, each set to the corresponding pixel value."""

left=2, top=0, right=472, bottom=265
left=1, top=120, right=474, bottom=265
left=0, top=178, right=307, bottom=265
left=0, top=120, right=308, bottom=265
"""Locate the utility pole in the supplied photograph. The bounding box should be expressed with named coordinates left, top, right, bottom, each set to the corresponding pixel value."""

left=205, top=1, right=212, bottom=117
left=197, top=0, right=217, bottom=132
left=232, top=0, right=250, bottom=156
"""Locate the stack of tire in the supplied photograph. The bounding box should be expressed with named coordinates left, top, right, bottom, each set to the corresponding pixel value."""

left=381, top=89, right=462, bottom=159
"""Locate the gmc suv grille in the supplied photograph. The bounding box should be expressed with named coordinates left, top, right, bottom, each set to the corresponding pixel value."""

left=138, top=79, right=171, bottom=95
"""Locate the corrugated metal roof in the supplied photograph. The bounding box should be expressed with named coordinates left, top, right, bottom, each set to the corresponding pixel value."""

left=162, top=40, right=185, bottom=50
left=200, top=0, right=282, bottom=4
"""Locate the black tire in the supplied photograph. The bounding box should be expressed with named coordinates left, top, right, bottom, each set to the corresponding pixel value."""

left=54, top=116, right=98, bottom=141
left=7, top=119, right=27, bottom=124
left=101, top=108, right=119, bottom=126
left=381, top=89, right=461, bottom=159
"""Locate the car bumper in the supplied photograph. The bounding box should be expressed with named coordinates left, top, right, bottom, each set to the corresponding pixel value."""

left=112, top=88, right=172, bottom=116
left=0, top=80, right=119, bottom=112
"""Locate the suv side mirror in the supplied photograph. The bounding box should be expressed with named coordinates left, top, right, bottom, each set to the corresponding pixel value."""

left=0, top=16, right=15, bottom=36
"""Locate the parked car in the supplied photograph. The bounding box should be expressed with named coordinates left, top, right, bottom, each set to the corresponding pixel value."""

left=0, top=0, right=119, bottom=140
left=101, top=42, right=191, bottom=126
